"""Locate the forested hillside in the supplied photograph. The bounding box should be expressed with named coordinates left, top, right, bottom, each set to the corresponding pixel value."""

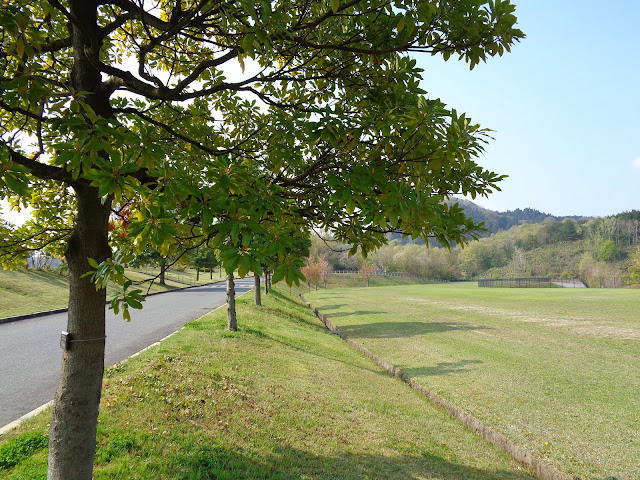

left=387, top=199, right=583, bottom=245
left=308, top=204, right=640, bottom=288
left=451, top=198, right=586, bottom=234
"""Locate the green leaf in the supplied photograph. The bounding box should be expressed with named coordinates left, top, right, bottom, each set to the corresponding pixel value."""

left=240, top=255, right=251, bottom=276
left=271, top=266, right=285, bottom=284
left=3, top=173, right=29, bottom=196
left=330, top=0, right=340, bottom=14
left=127, top=297, right=143, bottom=309
left=128, top=290, right=145, bottom=302
left=242, top=34, right=255, bottom=58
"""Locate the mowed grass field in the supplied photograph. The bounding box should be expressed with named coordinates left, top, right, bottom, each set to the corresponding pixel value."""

left=0, top=287, right=533, bottom=479
left=307, top=283, right=640, bottom=480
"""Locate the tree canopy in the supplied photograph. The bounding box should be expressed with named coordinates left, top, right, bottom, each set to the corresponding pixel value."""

left=0, top=0, right=523, bottom=477
left=1, top=0, right=522, bottom=282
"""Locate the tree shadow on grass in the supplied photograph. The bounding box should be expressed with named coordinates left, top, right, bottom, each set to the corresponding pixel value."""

left=397, top=359, right=484, bottom=377
left=161, top=443, right=535, bottom=480
left=325, top=309, right=386, bottom=318
left=338, top=321, right=491, bottom=339
left=264, top=330, right=390, bottom=377
left=24, top=269, right=70, bottom=289
left=304, top=303, right=349, bottom=312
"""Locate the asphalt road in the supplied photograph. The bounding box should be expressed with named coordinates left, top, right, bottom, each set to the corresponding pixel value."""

left=0, top=278, right=254, bottom=428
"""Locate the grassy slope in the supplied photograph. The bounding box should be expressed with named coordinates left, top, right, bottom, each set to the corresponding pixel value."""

left=0, top=269, right=71, bottom=317
left=0, top=268, right=223, bottom=318
left=307, top=283, right=640, bottom=480
left=0, top=287, right=533, bottom=479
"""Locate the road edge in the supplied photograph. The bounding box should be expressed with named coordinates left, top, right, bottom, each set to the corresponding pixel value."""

left=0, top=286, right=252, bottom=436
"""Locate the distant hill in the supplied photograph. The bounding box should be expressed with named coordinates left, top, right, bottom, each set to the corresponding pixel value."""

left=387, top=199, right=574, bottom=245
left=450, top=198, right=588, bottom=236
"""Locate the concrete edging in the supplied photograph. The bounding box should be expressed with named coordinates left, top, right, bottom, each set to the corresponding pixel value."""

left=302, top=294, right=571, bottom=480
left=0, top=279, right=225, bottom=325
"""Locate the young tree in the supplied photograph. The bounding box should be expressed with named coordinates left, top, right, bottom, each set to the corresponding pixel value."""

left=623, top=247, right=640, bottom=286
left=189, top=247, right=218, bottom=281
left=301, top=258, right=322, bottom=292
left=359, top=263, right=378, bottom=287
left=254, top=233, right=311, bottom=303
left=599, top=240, right=620, bottom=262
left=130, top=248, right=168, bottom=285
left=0, top=1, right=522, bottom=477
left=318, top=254, right=333, bottom=288
left=253, top=272, right=262, bottom=306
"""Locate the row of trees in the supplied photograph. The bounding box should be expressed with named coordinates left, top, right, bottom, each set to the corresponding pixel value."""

left=301, top=254, right=332, bottom=291
left=0, top=0, right=523, bottom=477
left=308, top=213, right=640, bottom=287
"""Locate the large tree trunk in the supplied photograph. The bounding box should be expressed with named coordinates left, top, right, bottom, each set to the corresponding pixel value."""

left=196, top=267, right=200, bottom=281
left=254, top=273, right=261, bottom=306
left=48, top=187, right=111, bottom=479
left=227, top=272, right=237, bottom=331
left=48, top=3, right=112, bottom=477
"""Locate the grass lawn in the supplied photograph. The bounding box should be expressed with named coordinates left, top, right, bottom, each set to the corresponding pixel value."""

left=0, top=268, right=225, bottom=318
left=0, top=286, right=533, bottom=479
left=307, top=282, right=640, bottom=480
left=0, top=269, right=71, bottom=317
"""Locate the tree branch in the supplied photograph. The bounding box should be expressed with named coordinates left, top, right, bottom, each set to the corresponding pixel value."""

left=1, top=141, right=85, bottom=188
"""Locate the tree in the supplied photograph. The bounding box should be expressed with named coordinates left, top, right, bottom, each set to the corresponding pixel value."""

left=0, top=1, right=522, bottom=477
left=254, top=272, right=262, bottom=306
left=301, top=258, right=322, bottom=292
left=599, top=240, right=620, bottom=262
left=130, top=249, right=168, bottom=285
left=226, top=272, right=237, bottom=331
left=254, top=233, right=311, bottom=302
left=359, top=263, right=378, bottom=287
left=318, top=254, right=333, bottom=288
left=189, top=247, right=218, bottom=281
left=623, top=247, right=640, bottom=286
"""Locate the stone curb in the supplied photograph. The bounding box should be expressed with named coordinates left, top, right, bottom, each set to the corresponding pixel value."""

left=301, top=294, right=571, bottom=480
left=0, top=280, right=225, bottom=325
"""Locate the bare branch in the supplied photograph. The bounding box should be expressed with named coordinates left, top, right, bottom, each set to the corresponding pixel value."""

left=105, top=0, right=171, bottom=31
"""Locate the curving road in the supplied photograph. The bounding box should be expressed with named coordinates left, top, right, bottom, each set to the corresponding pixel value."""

left=0, top=278, right=254, bottom=429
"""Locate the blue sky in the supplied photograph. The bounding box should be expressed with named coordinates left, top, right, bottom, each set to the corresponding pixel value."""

left=419, top=0, right=640, bottom=217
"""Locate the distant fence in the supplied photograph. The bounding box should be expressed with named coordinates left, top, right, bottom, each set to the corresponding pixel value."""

left=478, top=278, right=551, bottom=288
left=478, top=278, right=589, bottom=288
left=332, top=271, right=449, bottom=283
